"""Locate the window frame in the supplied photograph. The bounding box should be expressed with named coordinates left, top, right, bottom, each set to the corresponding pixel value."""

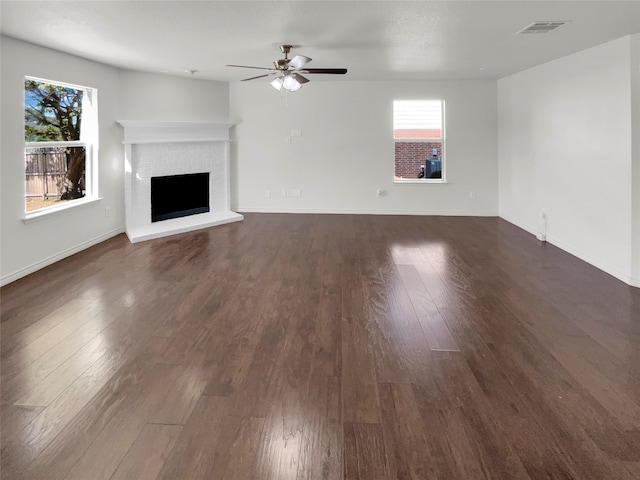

left=23, top=76, right=99, bottom=218
left=393, top=99, right=446, bottom=184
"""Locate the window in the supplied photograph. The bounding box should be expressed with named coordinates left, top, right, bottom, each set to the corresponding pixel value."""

left=393, top=100, right=444, bottom=182
left=24, top=77, right=97, bottom=213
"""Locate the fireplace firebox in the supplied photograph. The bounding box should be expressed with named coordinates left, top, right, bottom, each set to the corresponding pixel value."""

left=151, top=172, right=210, bottom=222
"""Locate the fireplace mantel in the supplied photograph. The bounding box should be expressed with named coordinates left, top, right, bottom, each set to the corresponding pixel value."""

left=118, top=121, right=243, bottom=243
left=118, top=121, right=233, bottom=144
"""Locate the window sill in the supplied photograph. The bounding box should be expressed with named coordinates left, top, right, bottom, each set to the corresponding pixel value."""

left=393, top=179, right=448, bottom=184
left=23, top=197, right=103, bottom=224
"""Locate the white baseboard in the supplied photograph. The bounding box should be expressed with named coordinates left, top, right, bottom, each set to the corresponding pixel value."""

left=237, top=206, right=498, bottom=216
left=1, top=227, right=125, bottom=287
left=499, top=213, right=638, bottom=288
left=544, top=235, right=639, bottom=288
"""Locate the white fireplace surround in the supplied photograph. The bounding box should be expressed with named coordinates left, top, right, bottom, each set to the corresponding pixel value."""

left=118, top=121, right=243, bottom=243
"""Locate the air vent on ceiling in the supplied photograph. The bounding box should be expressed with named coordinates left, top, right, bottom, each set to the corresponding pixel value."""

left=517, top=21, right=570, bottom=35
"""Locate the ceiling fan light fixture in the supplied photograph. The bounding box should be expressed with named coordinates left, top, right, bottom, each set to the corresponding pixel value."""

left=287, top=82, right=302, bottom=92
left=282, top=74, right=301, bottom=91
left=270, top=77, right=283, bottom=90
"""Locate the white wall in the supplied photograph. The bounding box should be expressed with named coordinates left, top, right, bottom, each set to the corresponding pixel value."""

left=230, top=80, right=497, bottom=215
left=498, top=36, right=638, bottom=286
left=0, top=37, right=230, bottom=285
left=1, top=36, right=123, bottom=285
left=118, top=70, right=228, bottom=122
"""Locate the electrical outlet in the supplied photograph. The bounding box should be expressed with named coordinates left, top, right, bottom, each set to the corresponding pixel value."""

left=265, top=190, right=271, bottom=198
left=469, top=191, right=476, bottom=199
left=105, top=206, right=111, bottom=217
left=285, top=136, right=291, bottom=144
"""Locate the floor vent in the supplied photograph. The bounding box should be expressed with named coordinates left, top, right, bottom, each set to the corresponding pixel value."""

left=517, top=21, right=570, bottom=34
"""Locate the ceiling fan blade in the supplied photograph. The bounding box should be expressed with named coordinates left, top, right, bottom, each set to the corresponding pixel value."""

left=288, top=55, right=311, bottom=70
left=292, top=73, right=310, bottom=84
left=303, top=68, right=347, bottom=74
left=241, top=73, right=272, bottom=81
left=227, top=64, right=274, bottom=70
left=241, top=71, right=281, bottom=81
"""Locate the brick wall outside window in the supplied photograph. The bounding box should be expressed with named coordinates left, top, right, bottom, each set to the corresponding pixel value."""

left=394, top=141, right=442, bottom=178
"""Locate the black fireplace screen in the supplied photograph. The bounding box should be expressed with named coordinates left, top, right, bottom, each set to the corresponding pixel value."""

left=151, top=172, right=210, bottom=222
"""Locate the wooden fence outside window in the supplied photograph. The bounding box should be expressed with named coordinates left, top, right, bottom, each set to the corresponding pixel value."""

left=25, top=147, right=85, bottom=199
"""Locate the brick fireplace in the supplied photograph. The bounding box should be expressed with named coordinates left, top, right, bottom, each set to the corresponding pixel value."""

left=118, top=121, right=243, bottom=243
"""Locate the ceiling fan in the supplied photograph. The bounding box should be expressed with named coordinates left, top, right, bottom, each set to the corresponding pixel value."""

left=227, top=45, right=347, bottom=92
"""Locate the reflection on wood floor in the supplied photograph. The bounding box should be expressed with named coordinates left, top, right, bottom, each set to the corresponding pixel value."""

left=1, top=213, right=639, bottom=479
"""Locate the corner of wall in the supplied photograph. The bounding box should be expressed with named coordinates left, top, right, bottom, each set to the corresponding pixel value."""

left=497, top=35, right=638, bottom=288
left=630, top=33, right=640, bottom=286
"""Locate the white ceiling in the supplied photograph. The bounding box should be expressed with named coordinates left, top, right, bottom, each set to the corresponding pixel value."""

left=1, top=1, right=639, bottom=82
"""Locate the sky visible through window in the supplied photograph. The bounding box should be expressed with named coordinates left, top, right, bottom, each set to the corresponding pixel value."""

left=25, top=79, right=84, bottom=142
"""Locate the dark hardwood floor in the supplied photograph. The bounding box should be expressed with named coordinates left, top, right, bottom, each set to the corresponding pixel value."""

left=1, top=213, right=639, bottom=479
